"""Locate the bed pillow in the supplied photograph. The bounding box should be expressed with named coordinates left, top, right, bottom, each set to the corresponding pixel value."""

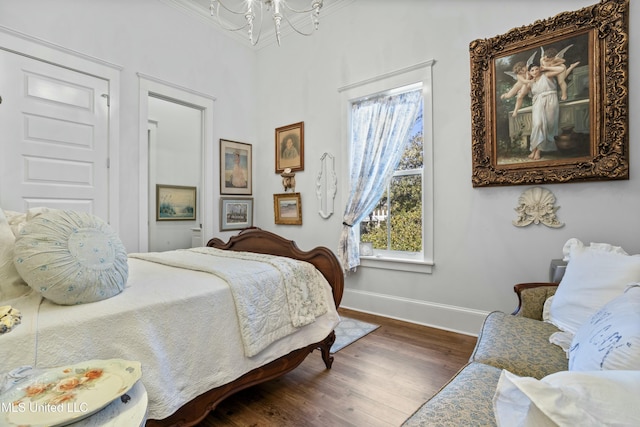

left=0, top=208, right=31, bottom=302
left=568, top=284, right=640, bottom=371
left=4, top=209, right=27, bottom=237
left=493, top=369, right=640, bottom=427
left=547, top=238, right=640, bottom=334
left=13, top=210, right=128, bottom=305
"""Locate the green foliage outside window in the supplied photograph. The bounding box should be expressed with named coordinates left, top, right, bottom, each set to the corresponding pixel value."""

left=360, top=131, right=423, bottom=252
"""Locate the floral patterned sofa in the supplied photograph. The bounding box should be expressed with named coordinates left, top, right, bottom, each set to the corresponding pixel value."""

left=404, top=238, right=640, bottom=426
left=403, top=283, right=565, bottom=426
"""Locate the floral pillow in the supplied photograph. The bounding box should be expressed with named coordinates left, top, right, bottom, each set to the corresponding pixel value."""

left=13, top=210, right=128, bottom=305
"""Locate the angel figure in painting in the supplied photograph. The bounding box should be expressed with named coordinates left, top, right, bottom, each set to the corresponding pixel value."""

left=540, top=45, right=580, bottom=101
left=526, top=63, right=567, bottom=160
left=501, top=51, right=537, bottom=117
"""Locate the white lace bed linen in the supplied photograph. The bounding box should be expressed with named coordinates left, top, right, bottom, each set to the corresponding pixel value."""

left=130, top=247, right=329, bottom=357
left=0, top=257, right=339, bottom=421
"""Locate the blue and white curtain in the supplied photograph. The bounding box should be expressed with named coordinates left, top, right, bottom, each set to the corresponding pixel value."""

left=339, top=90, right=422, bottom=272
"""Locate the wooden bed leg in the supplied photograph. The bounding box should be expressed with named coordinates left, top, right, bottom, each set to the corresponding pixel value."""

left=318, top=330, right=336, bottom=369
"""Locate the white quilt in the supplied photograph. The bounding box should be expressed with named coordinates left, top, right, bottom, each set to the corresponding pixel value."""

left=0, top=254, right=339, bottom=421
left=129, top=247, right=329, bottom=357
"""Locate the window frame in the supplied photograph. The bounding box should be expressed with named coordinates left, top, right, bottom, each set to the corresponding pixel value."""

left=339, top=60, right=434, bottom=273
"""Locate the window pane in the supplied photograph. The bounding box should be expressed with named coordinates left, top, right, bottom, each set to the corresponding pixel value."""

left=359, top=191, right=388, bottom=249
left=389, top=174, right=422, bottom=252
left=397, top=103, right=424, bottom=171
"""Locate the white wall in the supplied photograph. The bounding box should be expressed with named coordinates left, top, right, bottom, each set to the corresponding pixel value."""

left=0, top=0, right=258, bottom=252
left=1, top=0, right=637, bottom=334
left=253, top=0, right=640, bottom=333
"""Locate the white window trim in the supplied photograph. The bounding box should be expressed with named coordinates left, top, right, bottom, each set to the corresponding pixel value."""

left=338, top=60, right=435, bottom=273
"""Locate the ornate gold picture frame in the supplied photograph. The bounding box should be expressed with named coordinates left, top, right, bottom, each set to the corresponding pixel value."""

left=470, top=0, right=628, bottom=187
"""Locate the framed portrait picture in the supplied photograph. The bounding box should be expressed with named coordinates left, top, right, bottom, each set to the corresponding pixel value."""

left=156, top=185, right=196, bottom=221
left=274, top=192, right=302, bottom=225
left=275, top=122, right=304, bottom=173
left=470, top=0, right=628, bottom=187
left=220, top=197, right=253, bottom=231
left=220, top=139, right=252, bottom=195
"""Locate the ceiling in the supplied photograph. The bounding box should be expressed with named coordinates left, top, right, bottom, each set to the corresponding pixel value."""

left=162, top=0, right=352, bottom=48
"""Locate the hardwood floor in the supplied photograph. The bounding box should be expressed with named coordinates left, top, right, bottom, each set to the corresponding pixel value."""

left=197, top=308, right=478, bottom=426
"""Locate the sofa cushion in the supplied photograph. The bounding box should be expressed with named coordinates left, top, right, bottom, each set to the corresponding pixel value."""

left=402, top=362, right=502, bottom=427
left=470, top=311, right=567, bottom=379
left=569, top=284, right=640, bottom=371
left=515, top=285, right=557, bottom=320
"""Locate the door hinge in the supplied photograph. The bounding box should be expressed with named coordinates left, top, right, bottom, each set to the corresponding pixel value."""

left=101, top=93, right=110, bottom=107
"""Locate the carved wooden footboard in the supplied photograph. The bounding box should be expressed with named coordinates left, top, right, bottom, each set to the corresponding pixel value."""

left=145, top=228, right=344, bottom=427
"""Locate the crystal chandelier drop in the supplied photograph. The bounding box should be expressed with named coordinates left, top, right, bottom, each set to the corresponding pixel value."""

left=209, top=0, right=323, bottom=46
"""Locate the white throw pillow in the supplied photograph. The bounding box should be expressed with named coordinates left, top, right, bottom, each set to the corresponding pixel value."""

left=0, top=208, right=31, bottom=302
left=13, top=210, right=128, bottom=305
left=568, top=284, right=640, bottom=371
left=493, top=369, right=640, bottom=427
left=547, top=238, right=640, bottom=334
left=4, top=210, right=27, bottom=237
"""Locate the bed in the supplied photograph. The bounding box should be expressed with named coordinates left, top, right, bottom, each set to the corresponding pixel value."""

left=150, top=228, right=344, bottom=426
left=0, top=208, right=344, bottom=426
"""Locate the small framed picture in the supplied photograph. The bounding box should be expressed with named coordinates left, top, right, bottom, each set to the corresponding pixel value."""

left=220, top=139, right=252, bottom=195
left=274, top=192, right=302, bottom=225
left=156, top=185, right=197, bottom=221
left=275, top=122, right=304, bottom=173
left=220, top=197, right=253, bottom=231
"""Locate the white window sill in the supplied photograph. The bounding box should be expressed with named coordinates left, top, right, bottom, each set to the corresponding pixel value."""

left=359, top=255, right=433, bottom=274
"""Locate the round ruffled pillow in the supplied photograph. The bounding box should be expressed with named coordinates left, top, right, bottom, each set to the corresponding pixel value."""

left=13, top=210, right=128, bottom=305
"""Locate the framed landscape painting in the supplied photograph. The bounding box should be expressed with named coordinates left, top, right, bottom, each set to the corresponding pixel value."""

left=156, top=185, right=196, bottom=221
left=274, top=193, right=302, bottom=225
left=220, top=197, right=253, bottom=231
left=469, top=0, right=628, bottom=187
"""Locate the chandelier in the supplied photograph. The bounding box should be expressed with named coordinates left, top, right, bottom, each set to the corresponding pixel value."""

left=209, top=0, right=323, bottom=46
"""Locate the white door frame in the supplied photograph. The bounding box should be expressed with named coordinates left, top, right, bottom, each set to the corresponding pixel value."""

left=137, top=73, right=216, bottom=252
left=0, top=25, right=121, bottom=231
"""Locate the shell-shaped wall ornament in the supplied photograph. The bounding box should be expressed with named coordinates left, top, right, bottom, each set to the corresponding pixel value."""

left=513, top=187, right=564, bottom=228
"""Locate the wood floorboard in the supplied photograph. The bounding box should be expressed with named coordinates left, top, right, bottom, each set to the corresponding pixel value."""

left=197, top=308, right=478, bottom=426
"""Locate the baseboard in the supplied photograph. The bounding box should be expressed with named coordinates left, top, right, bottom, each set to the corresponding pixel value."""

left=340, top=288, right=489, bottom=336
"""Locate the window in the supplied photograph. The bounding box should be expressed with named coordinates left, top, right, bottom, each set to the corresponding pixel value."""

left=359, top=98, right=423, bottom=255
left=339, top=61, right=434, bottom=273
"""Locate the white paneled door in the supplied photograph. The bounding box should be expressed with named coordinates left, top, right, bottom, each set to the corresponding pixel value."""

left=0, top=49, right=110, bottom=221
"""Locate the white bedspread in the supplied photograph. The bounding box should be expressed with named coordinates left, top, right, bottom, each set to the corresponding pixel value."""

left=0, top=254, right=339, bottom=421
left=130, top=247, right=328, bottom=357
